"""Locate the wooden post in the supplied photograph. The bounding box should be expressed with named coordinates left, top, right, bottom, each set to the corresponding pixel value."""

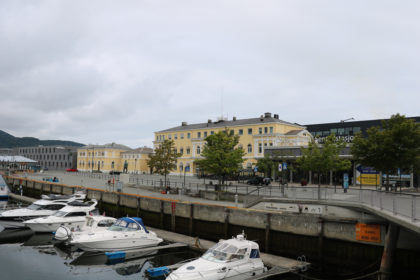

left=136, top=197, right=140, bottom=217
left=160, top=200, right=164, bottom=229
left=224, top=208, right=230, bottom=239
left=189, top=204, right=194, bottom=236
left=265, top=213, right=271, bottom=253
left=318, top=218, right=324, bottom=270
left=171, top=202, right=176, bottom=232
left=378, top=223, right=400, bottom=280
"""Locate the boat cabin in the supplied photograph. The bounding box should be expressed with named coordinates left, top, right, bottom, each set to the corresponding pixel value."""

left=108, top=217, right=149, bottom=233
left=202, top=234, right=261, bottom=263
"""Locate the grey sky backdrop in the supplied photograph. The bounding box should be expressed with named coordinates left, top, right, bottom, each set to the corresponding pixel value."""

left=0, top=1, right=419, bottom=148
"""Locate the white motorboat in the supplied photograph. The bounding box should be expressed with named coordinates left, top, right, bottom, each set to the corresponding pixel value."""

left=0, top=192, right=86, bottom=228
left=70, top=217, right=163, bottom=252
left=166, top=232, right=266, bottom=280
left=55, top=215, right=116, bottom=241
left=0, top=175, right=9, bottom=201
left=23, top=199, right=98, bottom=233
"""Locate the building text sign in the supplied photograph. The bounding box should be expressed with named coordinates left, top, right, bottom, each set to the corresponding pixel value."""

left=355, top=223, right=381, bottom=243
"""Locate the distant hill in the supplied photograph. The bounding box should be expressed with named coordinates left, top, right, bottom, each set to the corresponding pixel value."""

left=0, top=130, right=84, bottom=148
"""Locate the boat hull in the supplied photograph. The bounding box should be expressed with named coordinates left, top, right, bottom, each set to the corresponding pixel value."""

left=72, top=237, right=162, bottom=252
left=25, top=220, right=86, bottom=233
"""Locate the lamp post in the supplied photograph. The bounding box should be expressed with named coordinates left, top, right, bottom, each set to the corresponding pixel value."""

left=91, top=146, right=94, bottom=173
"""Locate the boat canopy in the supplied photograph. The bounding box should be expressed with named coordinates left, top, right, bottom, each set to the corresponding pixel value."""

left=112, top=217, right=149, bottom=233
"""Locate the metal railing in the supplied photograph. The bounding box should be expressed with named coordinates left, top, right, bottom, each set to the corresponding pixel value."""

left=243, top=185, right=420, bottom=223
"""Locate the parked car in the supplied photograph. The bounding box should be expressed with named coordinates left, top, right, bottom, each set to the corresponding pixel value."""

left=66, top=168, right=78, bottom=172
left=247, top=177, right=264, bottom=185
left=262, top=177, right=272, bottom=185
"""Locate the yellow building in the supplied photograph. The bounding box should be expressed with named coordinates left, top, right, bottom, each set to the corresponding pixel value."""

left=154, top=112, right=312, bottom=175
left=77, top=143, right=152, bottom=174
left=121, top=147, right=153, bottom=174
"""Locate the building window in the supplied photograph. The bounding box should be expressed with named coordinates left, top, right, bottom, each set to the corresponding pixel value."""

left=179, top=163, right=183, bottom=172
left=197, top=132, right=201, bottom=138
left=180, top=133, right=184, bottom=139
left=111, top=161, right=115, bottom=169
left=168, top=134, right=172, bottom=139
left=238, top=129, right=243, bottom=135
left=258, top=143, right=262, bottom=153
left=259, top=128, right=262, bottom=134
left=204, top=131, right=208, bottom=137
left=353, top=127, right=361, bottom=134
left=248, top=128, right=252, bottom=135
left=264, top=127, right=268, bottom=134
left=197, top=146, right=200, bottom=154
left=248, top=144, right=252, bottom=153
left=174, top=133, right=178, bottom=139
left=180, top=148, right=184, bottom=154
left=270, top=127, right=273, bottom=134
left=210, top=131, right=214, bottom=135
left=229, top=130, right=234, bottom=136
left=187, top=132, right=191, bottom=139
left=186, top=147, right=190, bottom=154
left=269, top=142, right=273, bottom=146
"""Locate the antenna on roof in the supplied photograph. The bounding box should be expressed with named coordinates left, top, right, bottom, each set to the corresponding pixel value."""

left=221, top=86, right=224, bottom=120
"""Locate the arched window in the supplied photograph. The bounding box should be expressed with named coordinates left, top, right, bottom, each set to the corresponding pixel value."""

left=196, top=146, right=200, bottom=155
left=247, top=144, right=252, bottom=153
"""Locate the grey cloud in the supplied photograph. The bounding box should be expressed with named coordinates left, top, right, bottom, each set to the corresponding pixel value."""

left=0, top=0, right=419, bottom=147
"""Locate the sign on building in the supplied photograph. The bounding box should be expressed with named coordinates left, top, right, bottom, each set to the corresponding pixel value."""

left=355, top=223, right=381, bottom=243
left=356, top=165, right=380, bottom=186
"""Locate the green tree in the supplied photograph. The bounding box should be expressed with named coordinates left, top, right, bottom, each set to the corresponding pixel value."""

left=196, top=129, right=245, bottom=185
left=297, top=134, right=351, bottom=198
left=351, top=114, right=420, bottom=190
left=147, top=139, right=181, bottom=187
left=256, top=154, right=274, bottom=177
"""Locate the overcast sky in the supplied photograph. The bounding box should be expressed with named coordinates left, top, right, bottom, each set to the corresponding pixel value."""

left=0, top=1, right=418, bottom=148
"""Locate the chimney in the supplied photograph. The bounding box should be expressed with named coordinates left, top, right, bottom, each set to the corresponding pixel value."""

left=264, top=112, right=272, bottom=118
left=274, top=114, right=279, bottom=119
left=182, top=122, right=187, bottom=126
left=233, top=116, right=236, bottom=121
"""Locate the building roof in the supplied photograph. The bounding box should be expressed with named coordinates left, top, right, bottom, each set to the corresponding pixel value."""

left=285, top=130, right=304, bottom=135
left=122, top=147, right=153, bottom=154
left=81, top=143, right=132, bottom=150
left=0, top=156, right=37, bottom=163
left=156, top=113, right=305, bottom=133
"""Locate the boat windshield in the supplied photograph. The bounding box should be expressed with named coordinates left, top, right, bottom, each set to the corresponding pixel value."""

left=201, top=242, right=246, bottom=263
left=27, top=203, right=43, bottom=210
left=108, top=219, right=141, bottom=232
left=86, top=218, right=94, bottom=227
left=53, top=211, right=67, bottom=217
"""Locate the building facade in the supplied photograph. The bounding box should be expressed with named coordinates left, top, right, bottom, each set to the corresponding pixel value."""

left=265, top=116, right=420, bottom=187
left=154, top=112, right=312, bottom=175
left=14, top=146, right=77, bottom=170
left=121, top=147, right=153, bottom=174
left=77, top=143, right=152, bottom=174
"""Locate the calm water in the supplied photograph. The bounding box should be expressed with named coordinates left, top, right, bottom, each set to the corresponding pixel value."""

left=0, top=200, right=387, bottom=280
left=0, top=200, right=199, bottom=280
